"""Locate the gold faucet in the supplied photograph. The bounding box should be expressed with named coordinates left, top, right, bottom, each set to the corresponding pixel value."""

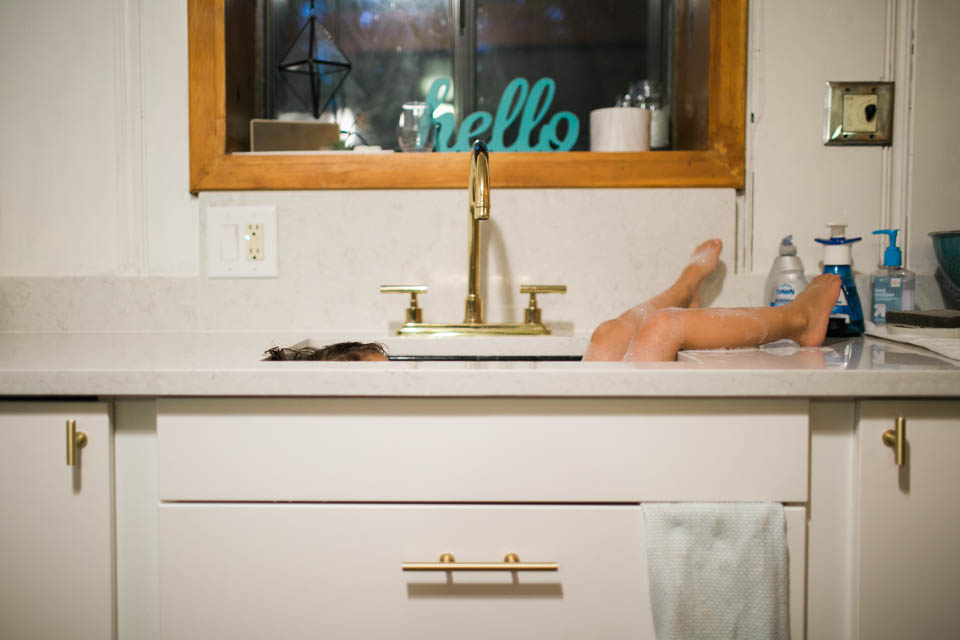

left=465, top=139, right=490, bottom=324
left=380, top=139, right=565, bottom=336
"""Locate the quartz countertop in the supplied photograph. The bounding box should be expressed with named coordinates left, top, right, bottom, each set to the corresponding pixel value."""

left=0, top=331, right=957, bottom=398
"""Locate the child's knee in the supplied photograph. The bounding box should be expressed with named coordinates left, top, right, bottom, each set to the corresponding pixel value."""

left=584, top=318, right=633, bottom=361
left=590, top=318, right=626, bottom=343
left=640, top=309, right=682, bottom=338
left=624, top=310, right=683, bottom=361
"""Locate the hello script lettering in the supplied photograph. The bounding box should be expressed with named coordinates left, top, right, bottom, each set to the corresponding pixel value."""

left=425, top=77, right=580, bottom=152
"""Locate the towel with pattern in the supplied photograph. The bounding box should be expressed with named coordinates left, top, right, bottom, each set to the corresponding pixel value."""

left=641, top=502, right=790, bottom=640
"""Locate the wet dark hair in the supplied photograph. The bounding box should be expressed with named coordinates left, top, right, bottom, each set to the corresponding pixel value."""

left=265, top=342, right=388, bottom=361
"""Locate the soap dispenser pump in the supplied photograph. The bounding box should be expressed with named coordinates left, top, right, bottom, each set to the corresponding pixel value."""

left=815, top=223, right=865, bottom=337
left=870, top=229, right=915, bottom=324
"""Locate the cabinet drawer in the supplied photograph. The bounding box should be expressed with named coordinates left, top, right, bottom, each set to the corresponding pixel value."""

left=159, top=504, right=806, bottom=640
left=158, top=398, right=808, bottom=502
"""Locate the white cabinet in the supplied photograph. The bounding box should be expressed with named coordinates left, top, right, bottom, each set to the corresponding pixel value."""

left=0, top=402, right=114, bottom=640
left=160, top=503, right=807, bottom=640
left=857, top=400, right=960, bottom=640
left=157, top=398, right=809, bottom=502
left=157, top=398, right=809, bottom=639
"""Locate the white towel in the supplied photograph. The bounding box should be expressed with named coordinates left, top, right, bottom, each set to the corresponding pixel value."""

left=641, top=502, right=789, bottom=640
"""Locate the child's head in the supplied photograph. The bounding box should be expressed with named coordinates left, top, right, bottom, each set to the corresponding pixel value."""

left=265, top=341, right=388, bottom=361
left=313, top=341, right=388, bottom=361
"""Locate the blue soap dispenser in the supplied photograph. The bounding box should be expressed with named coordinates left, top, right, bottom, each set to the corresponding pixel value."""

left=870, top=229, right=915, bottom=324
left=815, top=223, right=865, bottom=337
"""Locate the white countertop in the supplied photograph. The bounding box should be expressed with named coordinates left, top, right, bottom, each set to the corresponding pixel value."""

left=0, top=331, right=957, bottom=398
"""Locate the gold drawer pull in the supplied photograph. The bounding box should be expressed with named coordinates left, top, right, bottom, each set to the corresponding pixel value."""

left=402, top=553, right=558, bottom=572
left=66, top=419, right=87, bottom=467
left=882, top=416, right=906, bottom=466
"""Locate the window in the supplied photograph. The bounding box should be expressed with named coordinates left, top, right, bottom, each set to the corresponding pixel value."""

left=229, top=0, right=677, bottom=152
left=189, top=0, right=746, bottom=190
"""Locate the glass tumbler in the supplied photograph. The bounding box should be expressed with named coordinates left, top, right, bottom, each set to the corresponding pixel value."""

left=396, top=102, right=435, bottom=152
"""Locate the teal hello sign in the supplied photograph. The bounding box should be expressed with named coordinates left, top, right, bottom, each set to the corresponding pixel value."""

left=425, top=77, right=579, bottom=152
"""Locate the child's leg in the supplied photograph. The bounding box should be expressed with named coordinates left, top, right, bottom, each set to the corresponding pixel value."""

left=623, top=274, right=842, bottom=361
left=583, top=239, right=722, bottom=361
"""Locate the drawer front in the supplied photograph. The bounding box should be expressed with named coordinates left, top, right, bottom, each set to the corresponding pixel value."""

left=159, top=504, right=806, bottom=640
left=158, top=398, right=808, bottom=502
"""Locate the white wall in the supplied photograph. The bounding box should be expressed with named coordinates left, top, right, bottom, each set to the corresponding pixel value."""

left=0, top=0, right=196, bottom=278
left=138, top=1, right=198, bottom=276
left=907, top=0, right=960, bottom=274
left=0, top=0, right=956, bottom=331
left=747, top=0, right=958, bottom=278
left=747, top=0, right=888, bottom=274
left=0, top=0, right=122, bottom=276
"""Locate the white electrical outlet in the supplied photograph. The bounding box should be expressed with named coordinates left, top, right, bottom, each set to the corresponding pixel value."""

left=206, top=206, right=278, bottom=278
left=245, top=223, right=264, bottom=261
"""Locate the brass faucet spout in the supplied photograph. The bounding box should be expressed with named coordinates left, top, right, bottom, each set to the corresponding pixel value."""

left=469, top=140, right=490, bottom=220
left=465, top=140, right=489, bottom=324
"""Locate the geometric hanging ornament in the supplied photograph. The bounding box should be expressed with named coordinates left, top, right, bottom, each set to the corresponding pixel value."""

left=277, top=0, right=352, bottom=119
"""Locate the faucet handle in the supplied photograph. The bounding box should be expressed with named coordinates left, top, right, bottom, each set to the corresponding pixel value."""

left=520, top=285, right=566, bottom=324
left=380, top=285, right=428, bottom=324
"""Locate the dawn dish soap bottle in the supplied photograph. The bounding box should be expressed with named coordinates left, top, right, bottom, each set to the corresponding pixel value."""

left=815, top=223, right=865, bottom=337
left=870, top=229, right=915, bottom=324
left=764, top=235, right=808, bottom=306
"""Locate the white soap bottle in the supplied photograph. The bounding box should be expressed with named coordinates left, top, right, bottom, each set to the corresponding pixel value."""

left=765, top=235, right=809, bottom=307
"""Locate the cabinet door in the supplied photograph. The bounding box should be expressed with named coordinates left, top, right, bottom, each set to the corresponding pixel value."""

left=857, top=400, right=960, bottom=640
left=0, top=403, right=114, bottom=640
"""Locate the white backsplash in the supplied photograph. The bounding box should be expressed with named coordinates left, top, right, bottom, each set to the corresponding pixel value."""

left=0, top=188, right=742, bottom=334
left=1, top=187, right=948, bottom=336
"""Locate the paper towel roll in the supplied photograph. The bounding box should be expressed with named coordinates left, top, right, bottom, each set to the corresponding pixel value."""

left=590, top=107, right=651, bottom=152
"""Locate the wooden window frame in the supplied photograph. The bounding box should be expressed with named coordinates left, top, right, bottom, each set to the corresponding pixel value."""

left=188, top=0, right=746, bottom=192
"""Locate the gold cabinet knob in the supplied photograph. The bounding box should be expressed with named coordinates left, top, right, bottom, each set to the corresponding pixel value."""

left=520, top=284, right=566, bottom=324
left=882, top=416, right=906, bottom=467
left=381, top=285, right=427, bottom=324
left=66, top=419, right=87, bottom=467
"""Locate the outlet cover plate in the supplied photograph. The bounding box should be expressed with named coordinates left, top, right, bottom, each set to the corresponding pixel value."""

left=824, top=81, right=894, bottom=145
left=206, top=205, right=278, bottom=278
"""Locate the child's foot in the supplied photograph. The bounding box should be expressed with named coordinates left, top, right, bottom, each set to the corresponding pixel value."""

left=792, top=274, right=842, bottom=347
left=679, top=239, right=723, bottom=307
left=687, top=238, right=723, bottom=275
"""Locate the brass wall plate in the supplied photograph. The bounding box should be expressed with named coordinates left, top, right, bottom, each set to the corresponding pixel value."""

left=824, top=81, right=894, bottom=146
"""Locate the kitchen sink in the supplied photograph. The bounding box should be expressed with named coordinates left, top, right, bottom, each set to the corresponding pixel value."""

left=263, top=336, right=587, bottom=362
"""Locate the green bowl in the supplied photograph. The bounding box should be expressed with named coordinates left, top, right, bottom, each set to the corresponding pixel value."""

left=931, top=231, right=960, bottom=286
left=931, top=231, right=960, bottom=309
